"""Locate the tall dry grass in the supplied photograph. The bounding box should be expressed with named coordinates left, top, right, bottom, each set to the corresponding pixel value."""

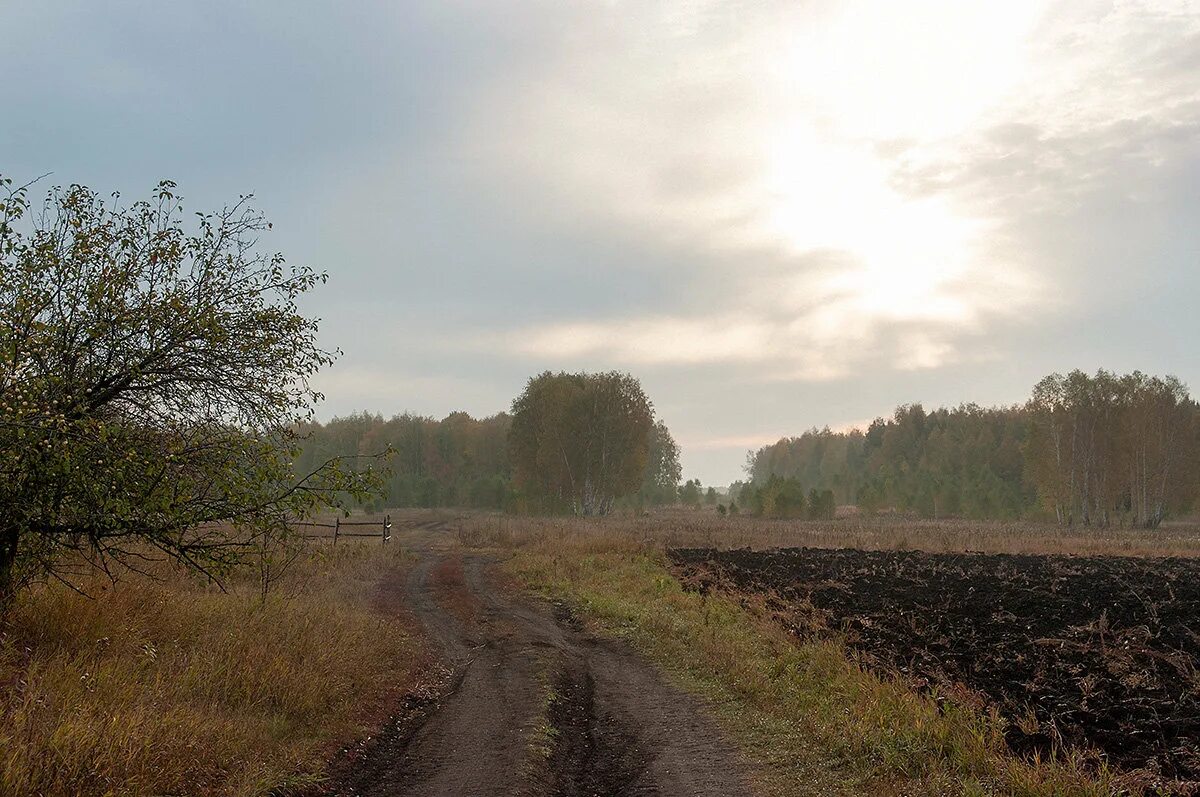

left=0, top=543, right=421, bottom=797
left=460, top=509, right=1200, bottom=558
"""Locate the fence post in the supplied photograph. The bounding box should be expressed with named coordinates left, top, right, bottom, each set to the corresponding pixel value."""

left=334, top=516, right=340, bottom=546
left=383, top=514, right=391, bottom=545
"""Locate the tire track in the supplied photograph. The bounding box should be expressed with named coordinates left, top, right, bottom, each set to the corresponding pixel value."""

left=327, top=521, right=757, bottom=796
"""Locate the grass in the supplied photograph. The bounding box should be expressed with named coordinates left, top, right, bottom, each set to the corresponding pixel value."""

left=0, top=542, right=422, bottom=797
left=474, top=515, right=1133, bottom=796
left=461, top=508, right=1200, bottom=558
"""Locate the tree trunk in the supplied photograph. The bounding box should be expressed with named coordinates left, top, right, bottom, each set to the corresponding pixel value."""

left=0, top=525, right=20, bottom=608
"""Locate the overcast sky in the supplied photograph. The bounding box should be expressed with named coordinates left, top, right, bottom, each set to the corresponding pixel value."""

left=3, top=1, right=1197, bottom=485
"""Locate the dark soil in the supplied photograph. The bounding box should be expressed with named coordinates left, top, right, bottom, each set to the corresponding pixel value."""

left=670, top=547, right=1200, bottom=791
left=545, top=644, right=650, bottom=795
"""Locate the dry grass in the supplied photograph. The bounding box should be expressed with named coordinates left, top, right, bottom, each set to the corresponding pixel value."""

left=471, top=515, right=1153, bottom=796
left=461, top=508, right=1200, bottom=558
left=0, top=542, right=421, bottom=797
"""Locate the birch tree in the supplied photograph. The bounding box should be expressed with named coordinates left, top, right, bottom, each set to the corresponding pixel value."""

left=509, top=371, right=655, bottom=515
left=1026, top=369, right=1197, bottom=528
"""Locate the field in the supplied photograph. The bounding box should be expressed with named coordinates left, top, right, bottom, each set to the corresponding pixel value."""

left=463, top=510, right=1200, bottom=558
left=670, top=546, right=1200, bottom=792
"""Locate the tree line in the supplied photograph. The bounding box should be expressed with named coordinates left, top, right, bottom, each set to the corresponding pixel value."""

left=745, top=370, right=1200, bottom=527
left=294, top=411, right=513, bottom=511
left=295, top=372, right=684, bottom=515
left=1027, top=371, right=1197, bottom=528
left=4, top=176, right=1196, bottom=608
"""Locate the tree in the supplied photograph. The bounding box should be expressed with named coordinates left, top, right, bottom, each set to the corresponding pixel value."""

left=1026, top=370, right=1198, bottom=528
left=807, top=488, right=835, bottom=520
left=704, top=486, right=718, bottom=505
left=770, top=476, right=806, bottom=519
left=637, top=420, right=682, bottom=506
left=679, top=478, right=702, bottom=508
left=509, top=371, right=655, bottom=515
left=295, top=411, right=513, bottom=510
left=0, top=177, right=379, bottom=602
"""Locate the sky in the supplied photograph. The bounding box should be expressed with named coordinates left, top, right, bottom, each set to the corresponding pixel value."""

left=2, top=1, right=1198, bottom=486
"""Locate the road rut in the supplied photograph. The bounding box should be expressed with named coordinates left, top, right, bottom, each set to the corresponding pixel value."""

left=326, top=526, right=757, bottom=796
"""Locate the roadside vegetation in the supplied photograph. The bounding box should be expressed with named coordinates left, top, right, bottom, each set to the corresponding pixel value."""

left=0, top=543, right=420, bottom=797
left=464, top=513, right=1200, bottom=795
left=0, top=176, right=382, bottom=602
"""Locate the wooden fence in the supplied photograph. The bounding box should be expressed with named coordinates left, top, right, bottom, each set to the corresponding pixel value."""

left=292, top=514, right=393, bottom=545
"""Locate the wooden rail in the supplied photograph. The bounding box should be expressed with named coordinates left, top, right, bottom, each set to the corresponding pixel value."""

left=292, top=514, right=393, bottom=545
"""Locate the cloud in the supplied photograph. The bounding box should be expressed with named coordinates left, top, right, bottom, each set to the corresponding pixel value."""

left=508, top=317, right=775, bottom=365
left=447, top=0, right=1199, bottom=395
left=448, top=1, right=1056, bottom=376
left=311, top=364, right=518, bottom=423
left=679, top=433, right=786, bottom=452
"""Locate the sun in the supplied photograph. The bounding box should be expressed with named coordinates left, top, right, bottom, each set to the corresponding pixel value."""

left=755, top=1, right=1043, bottom=324
left=762, top=117, right=983, bottom=323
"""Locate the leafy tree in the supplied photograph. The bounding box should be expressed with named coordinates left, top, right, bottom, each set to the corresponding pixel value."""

left=509, top=371, right=655, bottom=515
left=738, top=481, right=762, bottom=515
left=771, top=476, right=806, bottom=519
left=636, top=420, right=682, bottom=506
left=726, top=480, right=747, bottom=498
left=678, top=478, right=702, bottom=508
left=747, top=475, right=805, bottom=519
left=1026, top=370, right=1198, bottom=527
left=807, top=488, right=835, bottom=520
left=296, top=411, right=512, bottom=510
left=704, top=486, right=718, bottom=505
left=0, top=177, right=379, bottom=602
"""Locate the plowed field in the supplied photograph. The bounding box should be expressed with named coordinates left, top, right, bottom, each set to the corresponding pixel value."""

left=670, top=547, right=1200, bottom=791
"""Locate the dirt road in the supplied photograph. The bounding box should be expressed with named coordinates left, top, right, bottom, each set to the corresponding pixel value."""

left=326, top=523, right=757, bottom=796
